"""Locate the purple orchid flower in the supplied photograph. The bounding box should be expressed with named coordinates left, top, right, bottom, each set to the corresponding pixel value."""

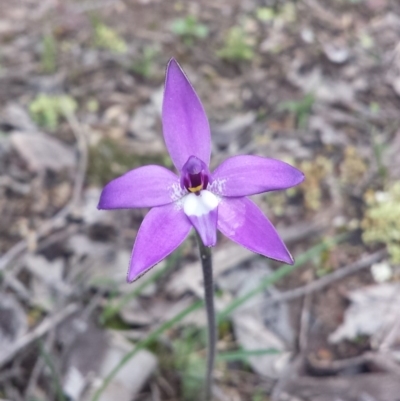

left=98, top=59, right=304, bottom=282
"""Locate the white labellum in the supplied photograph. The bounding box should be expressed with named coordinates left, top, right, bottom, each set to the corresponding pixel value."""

left=183, top=190, right=219, bottom=217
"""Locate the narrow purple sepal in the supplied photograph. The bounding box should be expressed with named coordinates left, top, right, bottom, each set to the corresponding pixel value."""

left=98, top=165, right=180, bottom=209
left=128, top=204, right=191, bottom=282
left=162, top=59, right=211, bottom=171
left=217, top=197, right=293, bottom=264
left=211, top=155, right=304, bottom=197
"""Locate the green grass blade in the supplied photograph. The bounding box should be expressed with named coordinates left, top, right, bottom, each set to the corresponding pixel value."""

left=38, top=340, right=66, bottom=401
left=100, top=251, right=181, bottom=323
left=217, top=348, right=280, bottom=362
left=92, top=300, right=203, bottom=401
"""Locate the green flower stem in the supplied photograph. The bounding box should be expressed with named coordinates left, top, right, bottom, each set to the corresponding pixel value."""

left=196, top=232, right=216, bottom=401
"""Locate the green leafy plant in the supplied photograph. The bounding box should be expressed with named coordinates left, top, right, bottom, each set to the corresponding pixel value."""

left=172, top=328, right=205, bottom=400
left=252, top=389, right=268, bottom=401
left=131, top=46, right=159, bottom=78
left=359, top=32, right=374, bottom=49
left=256, top=7, right=276, bottom=22
left=298, top=156, right=332, bottom=211
left=29, top=94, right=77, bottom=130
left=278, top=93, right=315, bottom=129
left=92, top=19, right=127, bottom=53
left=216, top=26, right=254, bottom=61
left=256, top=3, right=296, bottom=23
left=171, top=15, right=209, bottom=46
left=362, top=183, right=400, bottom=263
left=370, top=126, right=387, bottom=179
left=41, top=33, right=58, bottom=74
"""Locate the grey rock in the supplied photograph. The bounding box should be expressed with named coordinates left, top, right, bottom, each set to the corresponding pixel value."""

left=1, top=103, right=37, bottom=132
left=83, top=334, right=157, bottom=401
left=211, top=112, right=256, bottom=147
left=10, top=131, right=75, bottom=173
left=323, top=43, right=350, bottom=64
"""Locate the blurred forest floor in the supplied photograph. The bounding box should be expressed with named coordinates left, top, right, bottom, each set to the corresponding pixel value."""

left=0, top=0, right=400, bottom=400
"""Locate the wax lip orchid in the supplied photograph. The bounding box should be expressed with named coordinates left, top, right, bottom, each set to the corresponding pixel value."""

left=98, top=58, right=304, bottom=282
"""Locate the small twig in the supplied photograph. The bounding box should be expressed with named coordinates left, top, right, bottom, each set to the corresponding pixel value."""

left=24, top=352, right=46, bottom=400
left=1, top=225, right=79, bottom=305
left=150, top=382, right=161, bottom=401
left=271, top=355, right=304, bottom=401
left=308, top=351, right=400, bottom=376
left=0, top=303, right=79, bottom=367
left=156, top=376, right=176, bottom=399
left=64, top=112, right=88, bottom=209
left=0, top=241, right=28, bottom=272
left=303, top=0, right=343, bottom=29
left=0, top=190, right=75, bottom=273
left=259, top=250, right=386, bottom=309
left=378, top=305, right=400, bottom=351
left=299, top=294, right=312, bottom=352
left=2, top=275, right=31, bottom=302
left=24, top=332, right=56, bottom=399
left=0, top=112, right=87, bottom=272
left=0, top=176, right=31, bottom=195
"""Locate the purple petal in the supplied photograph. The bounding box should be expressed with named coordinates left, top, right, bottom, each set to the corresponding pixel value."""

left=211, top=155, right=304, bottom=197
left=162, top=58, right=211, bottom=171
left=183, top=191, right=219, bottom=246
left=128, top=203, right=191, bottom=282
left=98, top=165, right=182, bottom=209
left=217, top=197, right=293, bottom=264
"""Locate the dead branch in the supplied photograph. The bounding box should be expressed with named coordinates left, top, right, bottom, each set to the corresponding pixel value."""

left=0, top=303, right=79, bottom=368
left=0, top=112, right=88, bottom=273
left=262, top=250, right=386, bottom=309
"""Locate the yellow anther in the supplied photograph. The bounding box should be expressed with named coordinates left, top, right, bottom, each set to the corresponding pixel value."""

left=188, top=184, right=203, bottom=193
